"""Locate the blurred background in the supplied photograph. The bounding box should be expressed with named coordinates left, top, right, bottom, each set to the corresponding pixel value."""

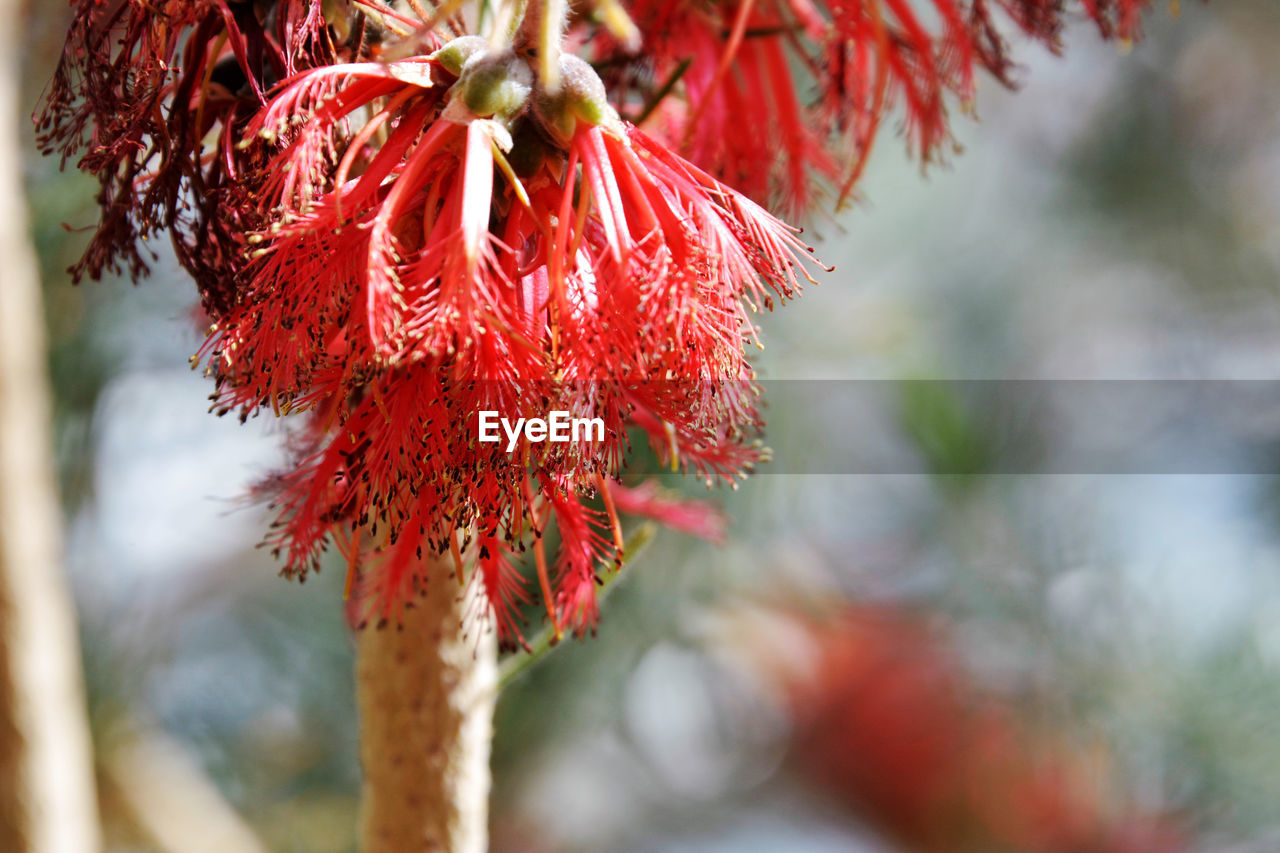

left=14, top=0, right=1280, bottom=850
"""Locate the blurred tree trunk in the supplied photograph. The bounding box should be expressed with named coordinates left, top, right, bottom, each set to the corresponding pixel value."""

left=100, top=723, right=269, bottom=853
left=356, top=571, right=496, bottom=853
left=0, top=0, right=103, bottom=846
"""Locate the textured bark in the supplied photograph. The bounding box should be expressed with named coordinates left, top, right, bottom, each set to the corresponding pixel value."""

left=0, top=0, right=103, bottom=846
left=357, top=571, right=497, bottom=853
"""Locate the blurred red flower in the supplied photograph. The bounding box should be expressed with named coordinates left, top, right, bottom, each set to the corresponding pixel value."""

left=773, top=608, right=1185, bottom=852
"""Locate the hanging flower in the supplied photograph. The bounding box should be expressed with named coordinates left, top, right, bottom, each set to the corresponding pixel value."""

left=201, top=40, right=822, bottom=644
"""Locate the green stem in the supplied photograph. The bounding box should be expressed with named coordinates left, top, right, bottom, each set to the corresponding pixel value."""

left=498, top=522, right=657, bottom=688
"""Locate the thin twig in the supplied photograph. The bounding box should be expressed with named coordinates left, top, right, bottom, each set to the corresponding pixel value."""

left=498, top=523, right=657, bottom=688
left=632, top=58, right=691, bottom=126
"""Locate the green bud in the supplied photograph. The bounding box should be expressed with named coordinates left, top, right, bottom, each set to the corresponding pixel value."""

left=532, top=54, right=617, bottom=147
left=456, top=52, right=534, bottom=121
left=557, top=55, right=612, bottom=126
left=430, top=36, right=491, bottom=77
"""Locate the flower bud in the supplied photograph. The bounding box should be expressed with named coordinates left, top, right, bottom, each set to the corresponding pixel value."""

left=456, top=52, right=534, bottom=122
left=532, top=54, right=618, bottom=147
left=430, top=35, right=491, bottom=77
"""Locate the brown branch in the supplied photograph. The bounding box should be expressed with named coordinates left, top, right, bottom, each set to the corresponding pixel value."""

left=356, top=564, right=497, bottom=853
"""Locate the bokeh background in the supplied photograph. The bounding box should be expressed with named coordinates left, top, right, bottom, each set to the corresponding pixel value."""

left=16, top=0, right=1280, bottom=850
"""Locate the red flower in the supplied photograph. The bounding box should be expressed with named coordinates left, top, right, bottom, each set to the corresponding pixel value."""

left=201, top=43, right=822, bottom=644
left=764, top=607, right=1188, bottom=852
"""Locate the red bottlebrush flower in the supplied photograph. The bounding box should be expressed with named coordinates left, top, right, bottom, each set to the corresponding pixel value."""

left=822, top=0, right=1148, bottom=183
left=816, top=0, right=1151, bottom=197
left=472, top=534, right=534, bottom=648
left=548, top=491, right=615, bottom=634
left=201, top=43, right=823, bottom=644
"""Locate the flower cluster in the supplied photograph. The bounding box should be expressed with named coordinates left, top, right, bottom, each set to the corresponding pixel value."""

left=39, top=0, right=1150, bottom=646
left=201, top=40, right=817, bottom=641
